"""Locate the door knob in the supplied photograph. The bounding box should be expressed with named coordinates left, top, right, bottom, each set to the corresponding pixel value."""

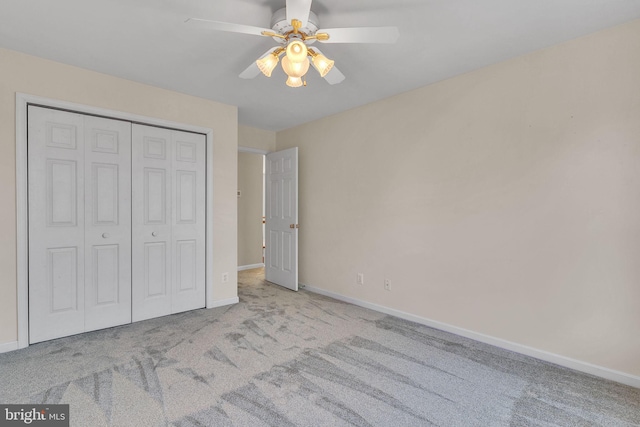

left=152, top=231, right=158, bottom=237
left=102, top=233, right=110, bottom=238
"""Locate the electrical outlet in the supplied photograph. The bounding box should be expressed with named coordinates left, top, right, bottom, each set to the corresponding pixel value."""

left=222, top=272, right=229, bottom=283
left=357, top=273, right=364, bottom=285
left=384, top=279, right=391, bottom=291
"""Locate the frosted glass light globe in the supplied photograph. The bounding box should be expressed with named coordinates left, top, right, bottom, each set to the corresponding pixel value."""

left=285, top=40, right=308, bottom=63
left=286, top=76, right=303, bottom=88
left=281, top=56, right=310, bottom=78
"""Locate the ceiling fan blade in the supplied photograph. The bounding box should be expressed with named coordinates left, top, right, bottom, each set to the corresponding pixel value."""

left=239, top=47, right=279, bottom=79
left=323, top=65, right=345, bottom=85
left=286, top=0, right=313, bottom=28
left=185, top=18, right=272, bottom=37
left=309, top=47, right=345, bottom=85
left=319, top=26, right=400, bottom=44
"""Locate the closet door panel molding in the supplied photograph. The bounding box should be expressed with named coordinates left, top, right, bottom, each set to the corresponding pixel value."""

left=84, top=116, right=132, bottom=332
left=132, top=125, right=173, bottom=322
left=28, top=107, right=86, bottom=343
left=171, top=130, right=206, bottom=314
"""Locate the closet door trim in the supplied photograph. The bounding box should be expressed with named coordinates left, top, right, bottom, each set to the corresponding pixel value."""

left=16, top=93, right=216, bottom=350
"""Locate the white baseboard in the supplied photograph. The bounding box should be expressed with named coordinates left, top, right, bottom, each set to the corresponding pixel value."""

left=302, top=284, right=640, bottom=389
left=238, top=263, right=265, bottom=271
left=207, top=297, right=239, bottom=309
left=0, top=341, right=19, bottom=354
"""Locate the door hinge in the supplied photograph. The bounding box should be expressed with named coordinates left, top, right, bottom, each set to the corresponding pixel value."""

left=290, top=224, right=300, bottom=229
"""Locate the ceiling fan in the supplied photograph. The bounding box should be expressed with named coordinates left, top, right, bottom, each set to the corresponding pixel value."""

left=186, top=0, right=399, bottom=87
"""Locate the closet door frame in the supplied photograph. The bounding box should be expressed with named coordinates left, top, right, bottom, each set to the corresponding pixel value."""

left=15, top=93, right=217, bottom=350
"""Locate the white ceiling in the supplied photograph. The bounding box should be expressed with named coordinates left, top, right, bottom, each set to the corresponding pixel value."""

left=1, top=0, right=639, bottom=131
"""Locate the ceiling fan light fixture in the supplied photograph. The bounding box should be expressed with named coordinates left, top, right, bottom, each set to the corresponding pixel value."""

left=188, top=6, right=401, bottom=88
left=312, top=53, right=334, bottom=77
left=285, top=39, right=308, bottom=63
left=256, top=53, right=280, bottom=77
left=286, top=76, right=303, bottom=88
left=281, top=56, right=310, bottom=78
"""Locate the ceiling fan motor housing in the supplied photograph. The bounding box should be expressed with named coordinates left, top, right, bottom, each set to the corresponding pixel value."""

left=270, top=8, right=319, bottom=44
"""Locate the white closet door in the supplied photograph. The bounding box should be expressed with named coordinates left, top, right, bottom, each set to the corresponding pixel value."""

left=131, top=125, right=206, bottom=320
left=28, top=107, right=86, bottom=343
left=29, top=107, right=206, bottom=342
left=28, top=108, right=134, bottom=343
left=171, top=130, right=206, bottom=314
left=83, top=116, right=132, bottom=332
left=132, top=125, right=173, bottom=322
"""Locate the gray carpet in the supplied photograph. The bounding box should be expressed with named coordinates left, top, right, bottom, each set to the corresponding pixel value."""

left=1, top=268, right=638, bottom=426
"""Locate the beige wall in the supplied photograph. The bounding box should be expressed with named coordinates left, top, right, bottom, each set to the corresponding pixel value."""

left=239, top=125, right=276, bottom=152
left=277, top=19, right=640, bottom=376
left=0, top=47, right=238, bottom=345
left=238, top=152, right=264, bottom=267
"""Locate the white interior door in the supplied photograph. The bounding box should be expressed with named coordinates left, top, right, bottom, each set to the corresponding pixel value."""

left=131, top=125, right=173, bottom=321
left=265, top=147, right=298, bottom=291
left=28, top=107, right=132, bottom=343
left=83, top=116, right=132, bottom=332
left=28, top=107, right=86, bottom=343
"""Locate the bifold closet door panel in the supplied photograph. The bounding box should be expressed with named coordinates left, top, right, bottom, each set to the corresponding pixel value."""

left=28, top=107, right=87, bottom=343
left=132, top=124, right=173, bottom=322
left=83, top=116, right=132, bottom=332
left=28, top=107, right=134, bottom=343
left=171, top=130, right=206, bottom=314
left=131, top=125, right=206, bottom=320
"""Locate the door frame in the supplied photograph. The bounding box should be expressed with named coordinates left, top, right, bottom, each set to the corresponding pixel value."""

left=15, top=93, right=216, bottom=349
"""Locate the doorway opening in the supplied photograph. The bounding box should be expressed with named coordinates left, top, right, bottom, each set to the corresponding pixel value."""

left=238, top=146, right=299, bottom=291
left=237, top=148, right=266, bottom=272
